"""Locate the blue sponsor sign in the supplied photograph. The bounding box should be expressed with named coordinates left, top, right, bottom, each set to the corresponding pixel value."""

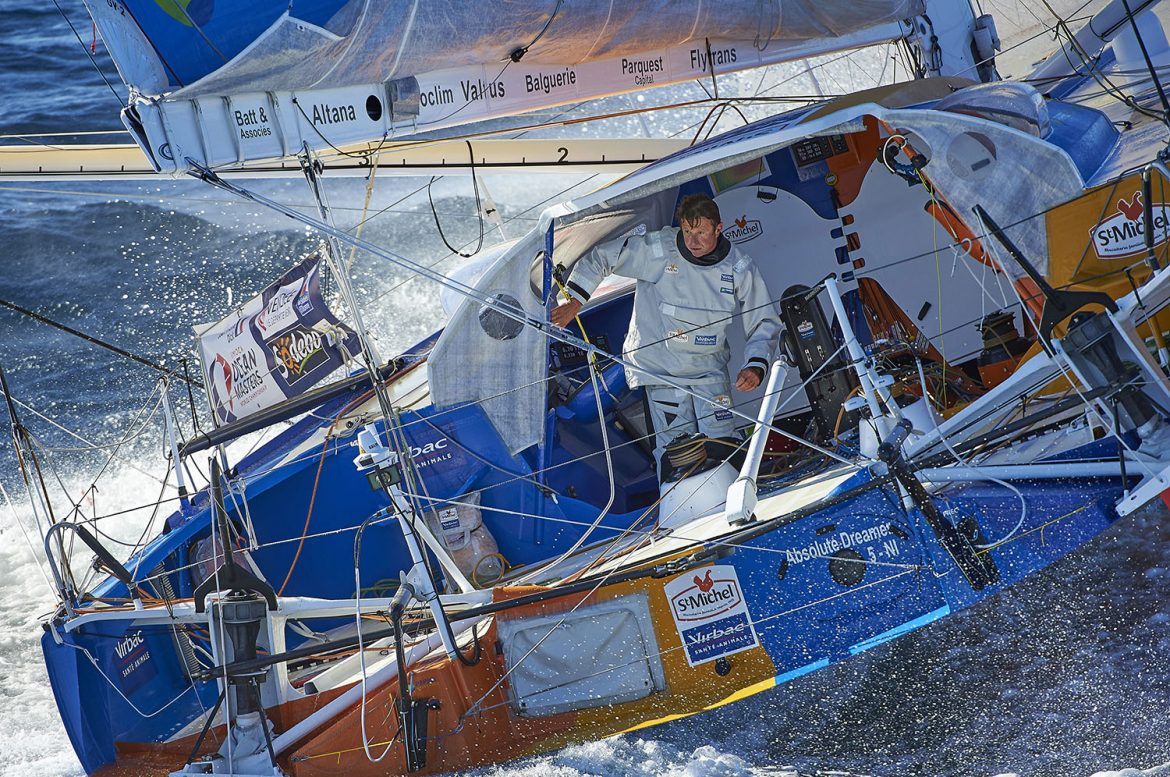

left=680, top=612, right=756, bottom=665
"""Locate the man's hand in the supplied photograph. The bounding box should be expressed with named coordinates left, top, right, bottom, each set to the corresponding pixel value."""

left=550, top=298, right=583, bottom=328
left=735, top=367, right=763, bottom=392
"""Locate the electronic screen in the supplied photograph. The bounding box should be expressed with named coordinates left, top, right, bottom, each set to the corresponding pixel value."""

left=790, top=134, right=850, bottom=167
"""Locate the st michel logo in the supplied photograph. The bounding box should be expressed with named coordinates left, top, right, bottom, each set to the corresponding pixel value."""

left=1091, top=191, right=1170, bottom=258
left=723, top=214, right=762, bottom=244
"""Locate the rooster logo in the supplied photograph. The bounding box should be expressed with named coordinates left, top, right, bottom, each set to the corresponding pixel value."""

left=1118, top=192, right=1145, bottom=221
left=694, top=569, right=714, bottom=592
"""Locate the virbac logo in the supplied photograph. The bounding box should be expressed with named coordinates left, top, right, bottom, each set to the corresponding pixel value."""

left=670, top=570, right=742, bottom=622
left=409, top=438, right=449, bottom=459
left=114, top=631, right=144, bottom=660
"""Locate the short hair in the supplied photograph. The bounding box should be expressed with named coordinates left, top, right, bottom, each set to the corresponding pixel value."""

left=675, top=193, right=721, bottom=226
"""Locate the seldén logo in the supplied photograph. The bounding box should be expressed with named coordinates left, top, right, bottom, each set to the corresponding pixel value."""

left=723, top=214, right=762, bottom=244
left=1092, top=191, right=1170, bottom=258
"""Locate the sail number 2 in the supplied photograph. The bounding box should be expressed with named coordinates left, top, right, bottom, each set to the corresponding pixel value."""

left=105, top=0, right=126, bottom=15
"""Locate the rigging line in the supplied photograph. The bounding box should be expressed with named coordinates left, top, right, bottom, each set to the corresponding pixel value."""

left=59, top=639, right=197, bottom=716
left=1056, top=26, right=1160, bottom=116
left=0, top=129, right=129, bottom=140
left=0, top=185, right=510, bottom=223
left=755, top=48, right=890, bottom=99
left=277, top=393, right=366, bottom=596
left=366, top=174, right=605, bottom=307
left=30, top=388, right=168, bottom=459
left=1042, top=6, right=1168, bottom=121
left=519, top=352, right=617, bottom=581
left=408, top=474, right=907, bottom=569
left=123, top=479, right=918, bottom=622
left=412, top=413, right=554, bottom=496
left=29, top=387, right=165, bottom=533
left=292, top=98, right=392, bottom=162
left=346, top=159, right=380, bottom=274
left=565, top=436, right=761, bottom=581
left=49, top=0, right=123, bottom=106
left=3, top=390, right=168, bottom=485
left=977, top=219, right=1163, bottom=483
left=166, top=0, right=229, bottom=64
left=1120, top=0, right=1170, bottom=121
left=0, top=480, right=57, bottom=595
left=913, top=354, right=1028, bottom=548
left=426, top=142, right=485, bottom=258
left=509, top=0, right=565, bottom=62
left=61, top=491, right=183, bottom=533
left=351, top=506, right=397, bottom=762
left=95, top=459, right=171, bottom=595
left=164, top=456, right=860, bottom=578
left=0, top=297, right=198, bottom=387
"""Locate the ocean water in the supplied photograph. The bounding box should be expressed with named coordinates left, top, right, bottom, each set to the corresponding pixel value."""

left=2, top=2, right=1170, bottom=776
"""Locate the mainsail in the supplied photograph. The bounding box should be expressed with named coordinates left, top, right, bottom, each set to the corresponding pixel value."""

left=83, top=0, right=926, bottom=174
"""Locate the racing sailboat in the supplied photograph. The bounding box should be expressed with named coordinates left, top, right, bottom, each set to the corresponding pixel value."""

left=8, top=0, right=1170, bottom=774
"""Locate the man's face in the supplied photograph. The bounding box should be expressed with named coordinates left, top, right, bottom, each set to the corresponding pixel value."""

left=680, top=217, right=723, bottom=258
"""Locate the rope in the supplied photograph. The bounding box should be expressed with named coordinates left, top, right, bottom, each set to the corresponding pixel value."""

left=49, top=0, right=123, bottom=106
left=277, top=390, right=373, bottom=596
left=0, top=297, right=197, bottom=387
left=426, top=142, right=485, bottom=258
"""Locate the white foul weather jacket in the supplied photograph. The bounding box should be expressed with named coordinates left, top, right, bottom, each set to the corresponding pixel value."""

left=565, top=226, right=781, bottom=388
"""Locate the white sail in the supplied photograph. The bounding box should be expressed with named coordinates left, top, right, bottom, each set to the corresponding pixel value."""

left=82, top=0, right=931, bottom=174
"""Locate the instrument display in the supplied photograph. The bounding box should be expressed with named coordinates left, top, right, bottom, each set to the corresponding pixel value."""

left=790, top=134, right=851, bottom=167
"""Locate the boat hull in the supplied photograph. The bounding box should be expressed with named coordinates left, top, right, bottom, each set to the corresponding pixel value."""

left=278, top=474, right=1123, bottom=775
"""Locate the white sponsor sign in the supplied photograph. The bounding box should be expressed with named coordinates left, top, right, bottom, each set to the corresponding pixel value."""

left=196, top=256, right=359, bottom=426
left=1091, top=192, right=1170, bottom=258
left=664, top=564, right=759, bottom=667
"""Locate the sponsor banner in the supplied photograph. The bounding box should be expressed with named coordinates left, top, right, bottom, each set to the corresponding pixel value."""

left=197, top=255, right=361, bottom=426
left=665, top=564, right=759, bottom=667
left=1090, top=191, right=1170, bottom=259
left=723, top=215, right=763, bottom=244
left=113, top=628, right=156, bottom=695
left=1046, top=169, right=1170, bottom=291
left=714, top=186, right=769, bottom=253
left=413, top=40, right=758, bottom=126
